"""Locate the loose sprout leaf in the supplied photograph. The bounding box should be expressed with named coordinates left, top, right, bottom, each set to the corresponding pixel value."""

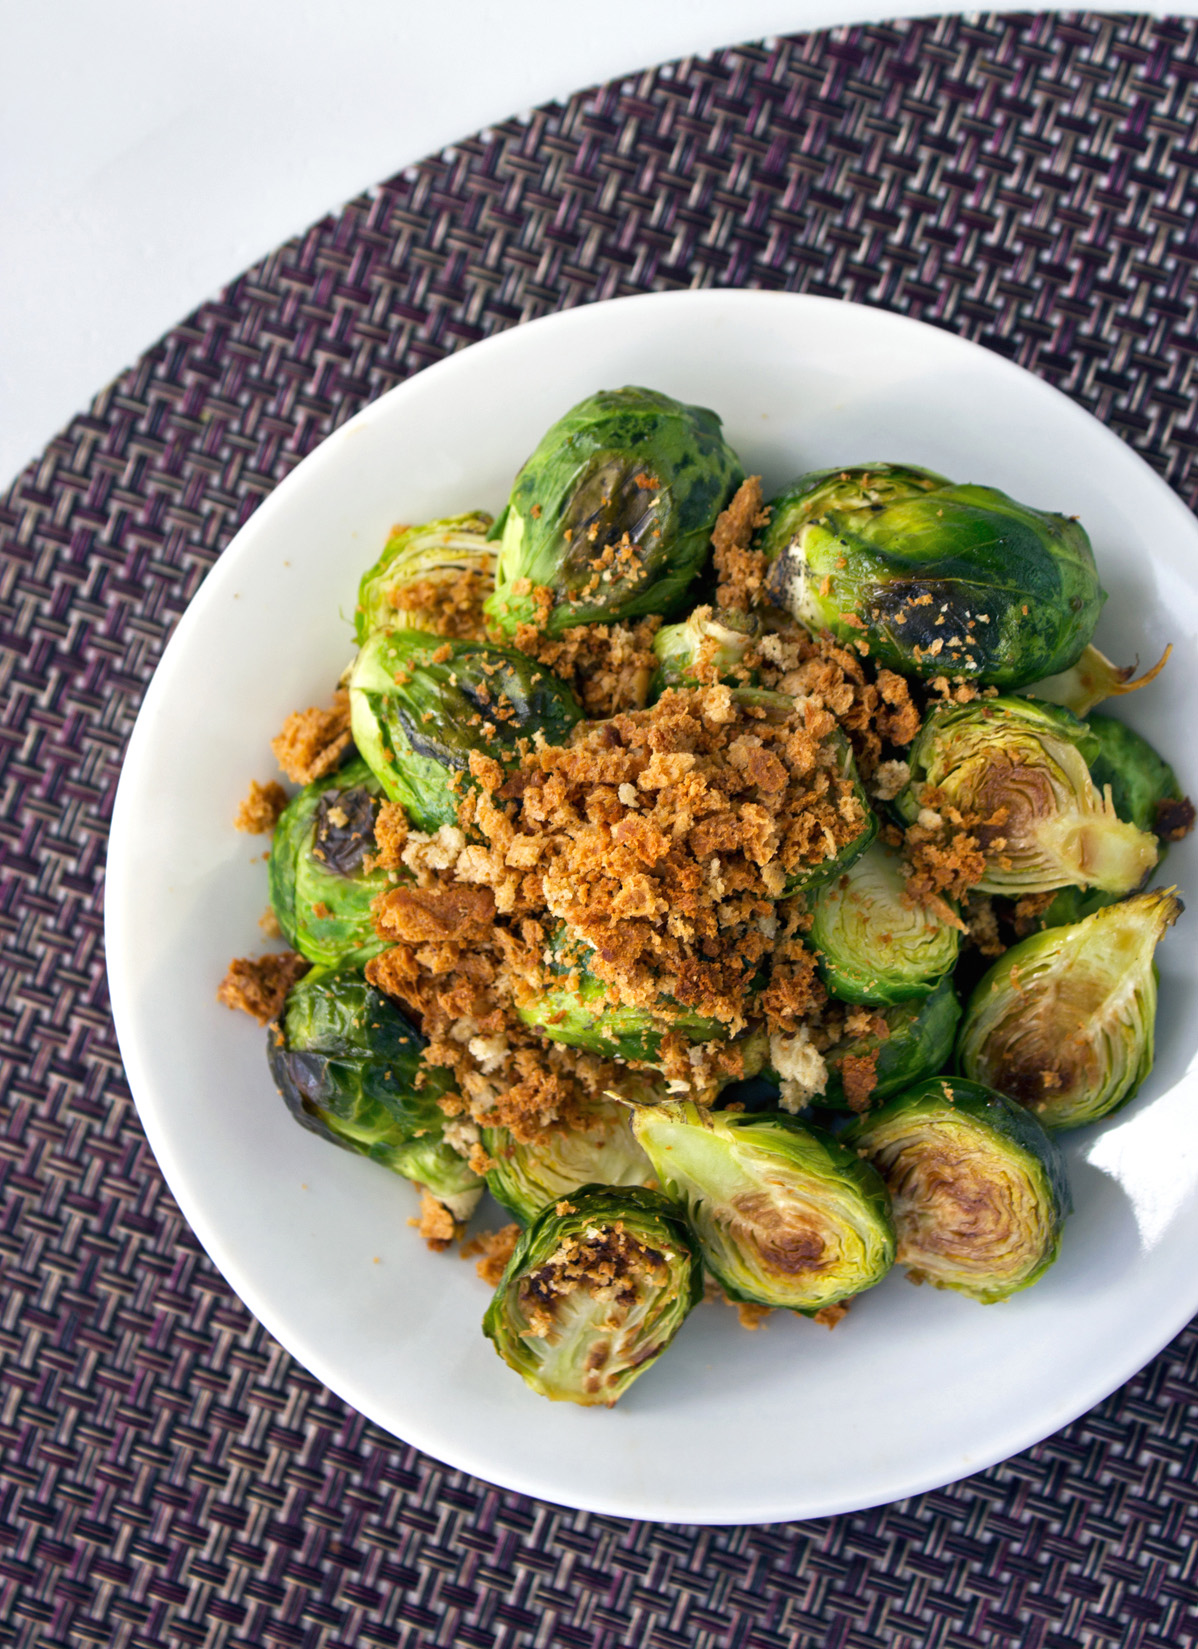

left=482, top=1185, right=702, bottom=1405
left=651, top=605, right=759, bottom=694
left=760, top=463, right=1105, bottom=688
left=355, top=512, right=496, bottom=643
left=631, top=1101, right=896, bottom=1312
left=483, top=1095, right=656, bottom=1225
left=1028, top=641, right=1171, bottom=718
left=847, top=1077, right=1070, bottom=1303
left=957, top=888, right=1183, bottom=1130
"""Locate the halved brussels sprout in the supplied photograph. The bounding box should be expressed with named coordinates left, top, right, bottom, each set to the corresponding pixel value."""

left=806, top=841, right=960, bottom=1004
left=819, top=977, right=963, bottom=1111
left=1028, top=641, right=1170, bottom=718
left=760, top=463, right=1104, bottom=687
left=846, top=1077, right=1070, bottom=1302
left=485, top=387, right=744, bottom=638
left=268, top=756, right=396, bottom=967
left=631, top=1101, right=895, bottom=1312
left=896, top=696, right=1158, bottom=897
left=482, top=1185, right=701, bottom=1405
left=957, top=888, right=1183, bottom=1130
left=355, top=512, right=495, bottom=643
left=1085, top=713, right=1190, bottom=839
left=349, top=629, right=583, bottom=831
left=483, top=1094, right=656, bottom=1225
left=651, top=606, right=759, bottom=694
left=268, top=966, right=481, bottom=1214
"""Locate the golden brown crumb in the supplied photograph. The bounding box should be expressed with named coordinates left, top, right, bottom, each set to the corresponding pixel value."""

left=235, top=779, right=289, bottom=834
left=812, top=1302, right=849, bottom=1328
left=367, top=801, right=410, bottom=871
left=408, top=1189, right=458, bottom=1251
left=259, top=908, right=282, bottom=939
left=508, top=616, right=663, bottom=718
left=271, top=690, right=352, bottom=785
left=461, top=1223, right=521, bottom=1286
left=964, top=892, right=1007, bottom=954
left=1156, top=795, right=1196, bottom=842
left=840, top=1050, right=880, bottom=1112
left=735, top=1301, right=772, bottom=1331
left=712, top=477, right=771, bottom=611
left=389, top=568, right=493, bottom=641
left=217, top=952, right=309, bottom=1024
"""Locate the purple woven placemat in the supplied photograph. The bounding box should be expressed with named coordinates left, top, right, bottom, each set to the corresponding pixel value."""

left=4, top=11, right=1198, bottom=1647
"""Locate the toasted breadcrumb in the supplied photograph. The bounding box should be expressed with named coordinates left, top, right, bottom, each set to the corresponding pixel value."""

left=812, top=1302, right=849, bottom=1328
left=217, top=952, right=309, bottom=1024
left=390, top=567, right=493, bottom=641
left=462, top=1223, right=521, bottom=1285
left=366, top=802, right=410, bottom=871
left=271, top=690, right=352, bottom=785
left=712, top=477, right=771, bottom=611
left=735, top=1301, right=772, bottom=1331
left=840, top=1050, right=881, bottom=1112
left=235, top=779, right=289, bottom=834
left=964, top=892, right=1007, bottom=955
left=259, top=908, right=282, bottom=939
left=1156, top=795, right=1196, bottom=842
left=508, top=616, right=663, bottom=717
left=409, top=1189, right=458, bottom=1251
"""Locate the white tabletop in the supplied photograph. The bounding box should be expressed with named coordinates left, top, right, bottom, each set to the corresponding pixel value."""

left=2, top=0, right=1190, bottom=491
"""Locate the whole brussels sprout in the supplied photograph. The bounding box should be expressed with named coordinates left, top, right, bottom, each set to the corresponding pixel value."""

left=482, top=1094, right=656, bottom=1225
left=896, top=696, right=1159, bottom=897
left=268, top=966, right=481, bottom=1215
left=355, top=512, right=495, bottom=643
left=957, top=887, right=1183, bottom=1130
left=485, top=387, right=744, bottom=638
left=760, top=462, right=1104, bottom=687
left=268, top=757, right=397, bottom=967
left=482, top=1185, right=702, bottom=1405
left=818, top=977, right=963, bottom=1112
left=631, top=1101, right=896, bottom=1313
left=349, top=629, right=583, bottom=831
left=846, top=1077, right=1070, bottom=1303
left=651, top=606, right=759, bottom=694
left=806, top=841, right=960, bottom=1005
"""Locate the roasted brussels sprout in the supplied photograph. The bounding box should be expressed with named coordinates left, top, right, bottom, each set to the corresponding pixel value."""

left=806, top=841, right=960, bottom=1004
left=957, top=888, right=1183, bottom=1130
left=1028, top=641, right=1170, bottom=718
left=268, top=966, right=481, bottom=1215
left=485, top=387, right=744, bottom=638
left=349, top=629, right=583, bottom=831
left=896, top=696, right=1159, bottom=897
left=483, top=1094, right=656, bottom=1225
left=819, top=977, right=963, bottom=1112
left=760, top=462, right=1104, bottom=687
left=846, top=1077, right=1070, bottom=1302
left=268, top=757, right=396, bottom=967
left=1085, top=713, right=1192, bottom=839
left=651, top=606, right=759, bottom=693
left=482, top=1185, right=701, bottom=1405
left=631, top=1102, right=895, bottom=1312
left=355, top=512, right=495, bottom=643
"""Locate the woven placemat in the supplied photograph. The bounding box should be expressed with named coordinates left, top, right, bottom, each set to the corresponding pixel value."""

left=4, top=11, right=1198, bottom=1646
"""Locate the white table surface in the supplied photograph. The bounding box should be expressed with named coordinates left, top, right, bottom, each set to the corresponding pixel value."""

left=3, top=0, right=1192, bottom=492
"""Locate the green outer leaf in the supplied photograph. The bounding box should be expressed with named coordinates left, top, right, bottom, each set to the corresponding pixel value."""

left=631, top=1101, right=896, bottom=1312
left=1086, top=712, right=1181, bottom=835
left=818, top=975, right=963, bottom=1111
left=759, top=463, right=1105, bottom=688
left=355, top=512, right=495, bottom=643
left=956, top=888, right=1181, bottom=1130
left=482, top=1184, right=702, bottom=1406
left=348, top=628, right=583, bottom=831
left=807, top=841, right=960, bottom=1004
left=268, top=757, right=396, bottom=967
left=267, top=965, right=479, bottom=1204
left=482, top=1097, right=656, bottom=1225
left=845, top=1076, right=1070, bottom=1302
left=485, top=386, right=744, bottom=637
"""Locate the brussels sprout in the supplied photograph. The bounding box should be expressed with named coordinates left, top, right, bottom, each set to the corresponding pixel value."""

left=631, top=1101, right=895, bottom=1312
left=355, top=512, right=495, bottom=643
left=483, top=1094, right=656, bottom=1225
left=760, top=462, right=1104, bottom=688
left=1085, top=713, right=1190, bottom=839
left=819, top=977, right=963, bottom=1111
left=482, top=1185, right=701, bottom=1405
left=485, top=387, right=744, bottom=638
left=651, top=606, right=759, bottom=694
left=896, top=696, right=1159, bottom=897
left=349, top=629, right=583, bottom=831
left=268, top=966, right=481, bottom=1214
left=516, top=926, right=727, bottom=1060
left=846, top=1077, right=1070, bottom=1302
left=268, top=757, right=397, bottom=967
left=957, top=888, right=1183, bottom=1131
left=1028, top=641, right=1170, bottom=718
left=806, top=841, right=960, bottom=1005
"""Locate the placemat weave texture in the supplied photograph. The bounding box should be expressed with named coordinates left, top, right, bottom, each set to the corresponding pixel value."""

left=4, top=11, right=1198, bottom=1647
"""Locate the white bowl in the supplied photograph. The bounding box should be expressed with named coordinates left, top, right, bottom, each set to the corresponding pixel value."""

left=105, top=290, right=1198, bottom=1525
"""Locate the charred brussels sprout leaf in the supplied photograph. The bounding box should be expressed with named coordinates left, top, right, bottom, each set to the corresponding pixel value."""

left=761, top=462, right=1104, bottom=688
left=483, top=1095, right=656, bottom=1225
left=355, top=512, right=495, bottom=644
left=482, top=1185, right=701, bottom=1405
left=957, top=888, right=1183, bottom=1130
left=268, top=966, right=481, bottom=1214
left=268, top=757, right=396, bottom=967
left=631, top=1102, right=895, bottom=1312
left=349, top=629, right=583, bottom=831
left=896, top=696, right=1158, bottom=897
left=807, top=841, right=960, bottom=1004
left=485, top=387, right=744, bottom=637
left=651, top=606, right=759, bottom=694
left=847, top=1077, right=1070, bottom=1302
left=819, top=977, right=963, bottom=1112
